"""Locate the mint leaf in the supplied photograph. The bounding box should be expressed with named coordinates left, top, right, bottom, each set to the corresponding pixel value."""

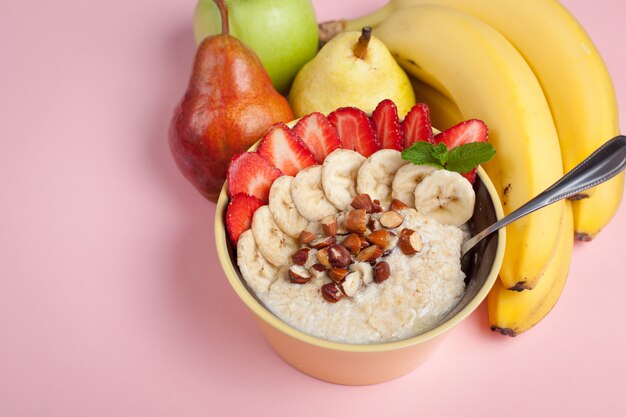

left=432, top=142, right=449, bottom=166
left=401, top=142, right=443, bottom=168
left=446, top=142, right=496, bottom=173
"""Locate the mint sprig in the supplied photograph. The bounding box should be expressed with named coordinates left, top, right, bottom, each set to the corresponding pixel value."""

left=401, top=141, right=495, bottom=173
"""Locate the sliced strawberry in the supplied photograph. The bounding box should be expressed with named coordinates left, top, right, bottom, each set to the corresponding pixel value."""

left=226, top=193, right=264, bottom=244
left=433, top=119, right=488, bottom=183
left=257, top=123, right=317, bottom=176
left=327, top=107, right=380, bottom=157
left=402, top=103, right=434, bottom=148
left=227, top=152, right=282, bottom=202
left=292, top=112, right=341, bottom=163
left=371, top=99, right=403, bottom=151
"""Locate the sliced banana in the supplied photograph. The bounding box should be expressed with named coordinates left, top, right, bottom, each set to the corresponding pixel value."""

left=357, top=149, right=408, bottom=208
left=413, top=170, right=475, bottom=227
left=251, top=205, right=299, bottom=266
left=237, top=230, right=278, bottom=293
left=291, top=165, right=339, bottom=221
left=321, top=149, right=366, bottom=210
left=269, top=175, right=309, bottom=238
left=391, top=164, right=438, bottom=208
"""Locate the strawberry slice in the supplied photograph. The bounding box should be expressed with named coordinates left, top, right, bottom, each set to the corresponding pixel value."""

left=292, top=112, right=341, bottom=163
left=257, top=123, right=317, bottom=176
left=327, top=107, right=380, bottom=157
left=226, top=193, right=264, bottom=244
left=227, top=152, right=282, bottom=202
left=371, top=99, right=403, bottom=151
left=433, top=119, right=488, bottom=183
left=402, top=103, right=434, bottom=148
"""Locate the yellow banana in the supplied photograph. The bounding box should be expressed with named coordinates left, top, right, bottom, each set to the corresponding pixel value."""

left=409, top=77, right=463, bottom=131
left=488, top=201, right=574, bottom=336
left=323, top=0, right=623, bottom=240
left=374, top=5, right=564, bottom=290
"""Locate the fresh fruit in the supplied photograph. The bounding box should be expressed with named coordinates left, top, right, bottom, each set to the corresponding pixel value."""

left=227, top=152, right=282, bottom=203
left=371, top=99, right=404, bottom=151
left=250, top=205, right=298, bottom=266
left=373, top=6, right=565, bottom=290
left=193, top=0, right=318, bottom=93
left=433, top=119, right=488, bottom=183
left=290, top=165, right=339, bottom=221
left=327, top=107, right=380, bottom=157
left=257, top=123, right=316, bottom=176
left=292, top=112, right=342, bottom=164
left=488, top=201, right=574, bottom=336
left=402, top=103, right=434, bottom=147
left=321, top=149, right=366, bottom=211
left=226, top=193, right=265, bottom=243
left=170, top=0, right=293, bottom=202
left=413, top=170, right=475, bottom=227
left=356, top=149, right=408, bottom=208
left=409, top=76, right=463, bottom=131
left=289, top=27, right=416, bottom=118
left=391, top=164, right=437, bottom=208
left=268, top=176, right=309, bottom=238
left=236, top=229, right=278, bottom=292
left=322, top=0, right=622, bottom=241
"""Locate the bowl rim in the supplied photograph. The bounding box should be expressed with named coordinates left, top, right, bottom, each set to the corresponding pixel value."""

left=214, top=165, right=505, bottom=353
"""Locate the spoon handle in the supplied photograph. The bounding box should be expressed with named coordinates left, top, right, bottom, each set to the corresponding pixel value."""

left=462, top=135, right=626, bottom=256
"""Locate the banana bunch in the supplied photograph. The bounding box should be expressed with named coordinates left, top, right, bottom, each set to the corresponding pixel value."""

left=319, top=0, right=622, bottom=335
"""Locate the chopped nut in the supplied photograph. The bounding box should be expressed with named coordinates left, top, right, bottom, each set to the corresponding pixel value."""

left=379, top=211, right=404, bottom=229
left=367, top=217, right=381, bottom=231
left=291, top=248, right=311, bottom=265
left=340, top=272, right=362, bottom=297
left=384, top=232, right=398, bottom=252
left=342, top=233, right=362, bottom=255
left=359, top=234, right=370, bottom=249
left=389, top=199, right=409, bottom=211
left=398, top=228, right=423, bottom=255
left=367, top=229, right=390, bottom=248
left=371, top=199, right=383, bottom=213
left=355, top=245, right=383, bottom=263
left=373, top=261, right=391, bottom=283
left=351, top=194, right=374, bottom=212
left=310, top=264, right=328, bottom=280
left=321, top=282, right=344, bottom=303
left=350, top=262, right=373, bottom=285
left=328, top=244, right=352, bottom=268
left=329, top=267, right=349, bottom=283
left=289, top=265, right=312, bottom=284
left=321, top=215, right=338, bottom=236
left=310, top=235, right=336, bottom=249
left=316, top=248, right=331, bottom=268
left=298, top=230, right=316, bottom=244
left=346, top=209, right=367, bottom=233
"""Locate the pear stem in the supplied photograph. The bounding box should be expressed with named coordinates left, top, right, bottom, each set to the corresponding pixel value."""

left=353, top=27, right=372, bottom=59
left=214, top=0, right=230, bottom=35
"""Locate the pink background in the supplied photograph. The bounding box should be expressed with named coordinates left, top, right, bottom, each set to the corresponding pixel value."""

left=1, top=0, right=625, bottom=415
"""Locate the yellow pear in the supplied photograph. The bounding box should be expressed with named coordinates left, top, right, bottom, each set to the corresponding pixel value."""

left=289, top=27, right=416, bottom=118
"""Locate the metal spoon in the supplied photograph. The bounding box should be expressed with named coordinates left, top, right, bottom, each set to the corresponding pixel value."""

left=461, top=135, right=626, bottom=257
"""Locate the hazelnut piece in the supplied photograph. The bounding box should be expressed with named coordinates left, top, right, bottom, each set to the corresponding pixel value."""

left=291, top=248, right=311, bottom=265
left=398, top=228, right=423, bottom=255
left=389, top=199, right=409, bottom=211
left=346, top=209, right=367, bottom=233
left=373, top=261, right=391, bottom=283
left=355, top=245, right=383, bottom=263
left=321, top=283, right=344, bottom=303
left=316, top=248, right=331, bottom=268
left=321, top=215, right=338, bottom=236
left=328, top=244, right=352, bottom=268
left=379, top=211, right=404, bottom=229
left=310, top=263, right=328, bottom=280
left=289, top=265, right=312, bottom=284
left=342, top=233, right=362, bottom=255
left=329, top=267, right=349, bottom=283
left=351, top=194, right=374, bottom=212
left=371, top=199, right=383, bottom=213
left=310, top=235, right=336, bottom=249
left=350, top=262, right=373, bottom=285
left=298, top=230, right=316, bottom=244
left=367, top=229, right=390, bottom=248
left=340, top=272, right=362, bottom=297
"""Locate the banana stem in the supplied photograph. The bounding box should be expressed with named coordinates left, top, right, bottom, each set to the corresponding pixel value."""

left=214, top=0, right=230, bottom=35
left=353, top=27, right=372, bottom=59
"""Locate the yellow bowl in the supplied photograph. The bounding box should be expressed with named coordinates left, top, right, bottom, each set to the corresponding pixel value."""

left=215, top=164, right=505, bottom=385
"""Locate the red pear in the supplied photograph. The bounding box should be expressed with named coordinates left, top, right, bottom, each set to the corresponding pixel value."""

left=169, top=0, right=294, bottom=202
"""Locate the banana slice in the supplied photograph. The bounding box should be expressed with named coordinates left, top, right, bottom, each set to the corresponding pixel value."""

left=357, top=149, right=408, bottom=208
left=291, top=165, right=339, bottom=221
left=413, top=170, right=475, bottom=227
left=251, top=205, right=299, bottom=266
left=321, top=149, right=366, bottom=210
left=269, top=175, right=309, bottom=238
left=237, top=229, right=278, bottom=293
left=391, top=164, right=438, bottom=208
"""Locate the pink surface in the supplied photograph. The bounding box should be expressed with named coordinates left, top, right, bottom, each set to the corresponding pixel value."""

left=1, top=0, right=625, bottom=415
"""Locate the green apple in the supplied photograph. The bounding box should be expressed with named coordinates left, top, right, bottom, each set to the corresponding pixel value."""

left=194, top=0, right=319, bottom=94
